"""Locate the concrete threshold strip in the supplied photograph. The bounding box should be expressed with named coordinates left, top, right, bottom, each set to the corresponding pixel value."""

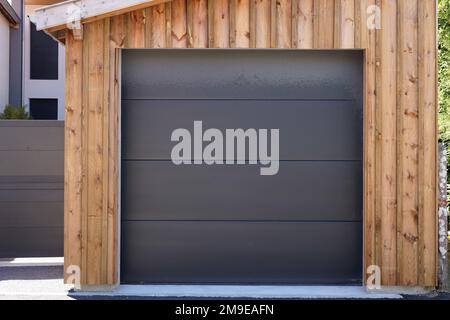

left=71, top=285, right=404, bottom=299
left=0, top=257, right=64, bottom=268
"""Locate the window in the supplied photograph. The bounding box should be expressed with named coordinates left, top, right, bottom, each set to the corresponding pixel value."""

left=29, top=99, right=58, bottom=120
left=30, top=22, right=58, bottom=80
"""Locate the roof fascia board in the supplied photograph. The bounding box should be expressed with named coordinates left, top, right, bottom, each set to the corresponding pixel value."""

left=31, top=0, right=168, bottom=31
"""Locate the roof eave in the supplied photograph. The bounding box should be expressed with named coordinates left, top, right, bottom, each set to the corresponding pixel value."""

left=0, top=0, right=20, bottom=28
left=31, top=0, right=170, bottom=32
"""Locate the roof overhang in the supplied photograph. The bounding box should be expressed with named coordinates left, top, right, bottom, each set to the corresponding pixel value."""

left=0, top=0, right=20, bottom=27
left=30, top=0, right=170, bottom=34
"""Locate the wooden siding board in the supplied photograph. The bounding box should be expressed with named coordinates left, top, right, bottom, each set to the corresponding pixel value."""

left=335, top=0, right=355, bottom=48
left=418, top=0, right=438, bottom=287
left=255, top=0, right=271, bottom=48
left=397, top=0, right=419, bottom=286
left=213, top=0, right=230, bottom=48
left=151, top=3, right=167, bottom=47
left=296, top=0, right=313, bottom=48
left=64, top=31, right=83, bottom=283
left=101, top=17, right=111, bottom=285
left=126, top=10, right=145, bottom=48
left=357, top=0, right=377, bottom=282
left=234, top=0, right=250, bottom=48
left=189, top=0, right=208, bottom=47
left=275, top=0, right=292, bottom=48
left=171, top=0, right=188, bottom=47
left=378, top=0, right=398, bottom=286
left=314, top=0, right=335, bottom=49
left=85, top=20, right=105, bottom=285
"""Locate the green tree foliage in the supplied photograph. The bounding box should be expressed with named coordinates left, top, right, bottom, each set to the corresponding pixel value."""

left=0, top=105, right=32, bottom=120
left=440, top=0, right=450, bottom=144
left=439, top=0, right=450, bottom=227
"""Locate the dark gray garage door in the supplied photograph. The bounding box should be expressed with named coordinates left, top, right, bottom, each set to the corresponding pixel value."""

left=121, top=50, right=363, bottom=284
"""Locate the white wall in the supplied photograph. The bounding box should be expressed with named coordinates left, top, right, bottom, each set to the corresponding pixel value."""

left=0, top=14, right=10, bottom=112
left=24, top=5, right=65, bottom=120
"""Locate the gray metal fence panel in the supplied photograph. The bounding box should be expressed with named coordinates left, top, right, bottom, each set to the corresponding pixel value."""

left=0, top=121, right=64, bottom=258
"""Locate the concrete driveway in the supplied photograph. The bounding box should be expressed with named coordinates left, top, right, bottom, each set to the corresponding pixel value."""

left=0, top=265, right=73, bottom=300
left=0, top=263, right=449, bottom=300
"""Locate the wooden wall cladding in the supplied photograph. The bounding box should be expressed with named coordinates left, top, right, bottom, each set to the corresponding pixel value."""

left=64, top=0, right=438, bottom=287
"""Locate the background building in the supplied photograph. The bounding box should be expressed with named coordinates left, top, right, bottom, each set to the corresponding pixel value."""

left=2, top=0, right=65, bottom=120
left=0, top=0, right=19, bottom=110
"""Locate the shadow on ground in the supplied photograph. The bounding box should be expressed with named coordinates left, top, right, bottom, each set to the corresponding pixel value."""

left=0, top=266, right=63, bottom=281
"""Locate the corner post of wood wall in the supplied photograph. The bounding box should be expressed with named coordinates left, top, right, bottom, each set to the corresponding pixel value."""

left=64, top=29, right=83, bottom=284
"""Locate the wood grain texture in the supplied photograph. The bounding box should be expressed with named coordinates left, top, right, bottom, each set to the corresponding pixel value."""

left=335, top=0, right=355, bottom=48
left=418, top=0, right=438, bottom=287
left=150, top=4, right=167, bottom=47
left=171, top=0, right=188, bottom=47
left=378, top=0, right=398, bottom=285
left=397, top=0, right=419, bottom=286
left=189, top=0, right=208, bottom=47
left=295, top=0, right=313, bottom=48
left=85, top=20, right=105, bottom=285
left=64, top=30, right=83, bottom=282
left=234, top=0, right=250, bottom=47
left=213, top=0, right=230, bottom=47
left=61, top=0, right=438, bottom=287
left=255, top=0, right=271, bottom=48
left=275, top=0, right=292, bottom=48
left=356, top=0, right=376, bottom=281
left=126, top=10, right=145, bottom=48
left=314, top=0, right=335, bottom=48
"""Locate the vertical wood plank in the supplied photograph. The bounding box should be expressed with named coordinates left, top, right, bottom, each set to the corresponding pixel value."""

left=80, top=19, right=90, bottom=286
left=377, top=0, right=398, bottom=285
left=85, top=20, right=105, bottom=285
left=314, top=0, right=335, bottom=48
left=276, top=0, right=292, bottom=48
left=213, top=0, right=230, bottom=47
left=151, top=4, right=167, bottom=47
left=171, top=0, right=188, bottom=47
left=189, top=0, right=208, bottom=47
left=107, top=14, right=126, bottom=285
left=229, top=0, right=237, bottom=47
left=270, top=0, right=276, bottom=47
left=356, top=0, right=377, bottom=282
left=111, top=14, right=127, bottom=48
left=296, top=0, right=313, bottom=48
left=255, top=0, right=271, bottom=47
left=335, top=0, right=355, bottom=48
left=126, top=10, right=145, bottom=48
left=249, top=0, right=256, bottom=47
left=101, top=17, right=111, bottom=285
left=418, top=0, right=438, bottom=287
left=208, top=0, right=214, bottom=47
left=397, top=0, right=419, bottom=286
left=165, top=2, right=173, bottom=48
left=234, top=0, right=250, bottom=47
left=64, top=30, right=83, bottom=283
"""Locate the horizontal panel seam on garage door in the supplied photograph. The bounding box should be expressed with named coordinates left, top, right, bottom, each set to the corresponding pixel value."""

left=120, top=219, right=363, bottom=222
left=122, top=98, right=356, bottom=101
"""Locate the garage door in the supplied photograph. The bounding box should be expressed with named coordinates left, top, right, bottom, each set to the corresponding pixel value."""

left=121, top=50, right=363, bottom=285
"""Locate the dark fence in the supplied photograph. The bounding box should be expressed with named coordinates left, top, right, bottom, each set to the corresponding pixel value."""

left=0, top=121, right=64, bottom=258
